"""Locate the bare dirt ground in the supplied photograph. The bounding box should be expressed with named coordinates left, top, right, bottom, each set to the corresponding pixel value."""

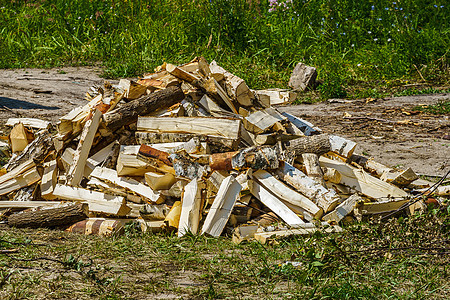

left=0, top=67, right=449, bottom=176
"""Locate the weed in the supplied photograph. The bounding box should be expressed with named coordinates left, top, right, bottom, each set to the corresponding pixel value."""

left=413, top=100, right=450, bottom=115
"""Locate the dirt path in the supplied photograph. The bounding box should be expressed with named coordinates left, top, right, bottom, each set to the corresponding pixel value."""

left=0, top=67, right=448, bottom=176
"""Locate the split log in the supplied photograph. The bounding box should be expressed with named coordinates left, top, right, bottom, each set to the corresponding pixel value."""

left=137, top=116, right=241, bottom=140
left=67, top=109, right=102, bottom=186
left=166, top=63, right=202, bottom=84
left=6, top=129, right=53, bottom=172
left=254, top=225, right=342, bottom=244
left=138, top=220, right=165, bottom=233
left=40, top=160, right=58, bottom=200
left=281, top=112, right=322, bottom=136
left=117, top=79, right=147, bottom=100
left=201, top=176, right=242, bottom=237
left=103, top=85, right=185, bottom=131
left=275, top=162, right=340, bottom=213
left=9, top=123, right=32, bottom=152
left=209, top=146, right=279, bottom=171
left=90, top=167, right=163, bottom=204
left=355, top=199, right=410, bottom=216
left=348, top=154, right=390, bottom=176
left=66, top=218, right=130, bottom=236
left=232, top=225, right=259, bottom=244
left=322, top=194, right=362, bottom=223
left=380, top=168, right=419, bottom=187
left=248, top=179, right=305, bottom=227
left=8, top=203, right=88, bottom=229
left=117, top=145, right=155, bottom=176
left=0, top=167, right=41, bottom=196
left=209, top=60, right=254, bottom=107
left=135, top=132, right=237, bottom=152
left=0, top=201, right=62, bottom=209
left=178, top=180, right=202, bottom=237
left=6, top=118, right=51, bottom=130
left=323, top=168, right=342, bottom=184
left=243, top=108, right=286, bottom=134
left=145, top=171, right=177, bottom=190
left=137, top=144, right=174, bottom=175
left=164, top=201, right=182, bottom=229
left=169, top=152, right=207, bottom=180
left=203, top=78, right=238, bottom=114
left=140, top=204, right=170, bottom=220
left=319, top=156, right=408, bottom=199
left=0, top=159, right=35, bottom=186
left=252, top=170, right=322, bottom=218
left=252, top=89, right=296, bottom=107
left=285, top=134, right=331, bottom=157
left=329, top=135, right=357, bottom=158
left=302, top=153, right=326, bottom=187
left=52, top=184, right=131, bottom=216
left=198, top=94, right=238, bottom=118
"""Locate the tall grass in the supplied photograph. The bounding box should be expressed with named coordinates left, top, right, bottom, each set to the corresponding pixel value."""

left=0, top=0, right=448, bottom=97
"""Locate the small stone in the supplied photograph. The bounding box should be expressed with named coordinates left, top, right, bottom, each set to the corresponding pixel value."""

left=288, top=63, right=317, bottom=91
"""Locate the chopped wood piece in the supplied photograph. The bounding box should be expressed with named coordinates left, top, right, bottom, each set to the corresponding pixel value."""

left=209, top=60, right=254, bottom=106
left=117, top=145, right=155, bottom=176
left=145, top=171, right=177, bottom=191
left=302, top=153, right=327, bottom=187
left=53, top=184, right=131, bottom=216
left=253, top=89, right=296, bottom=107
left=169, top=152, right=207, bottom=180
left=254, top=225, right=342, bottom=244
left=138, top=144, right=173, bottom=169
left=198, top=94, right=238, bottom=118
left=355, top=199, right=410, bottom=215
left=0, top=159, right=35, bottom=186
left=140, top=204, right=170, bottom=220
left=210, top=146, right=280, bottom=171
left=232, top=225, right=259, bottom=244
left=138, top=219, right=165, bottom=233
left=135, top=131, right=237, bottom=152
left=6, top=129, right=53, bottom=172
left=418, top=185, right=450, bottom=196
left=40, top=160, right=58, bottom=200
left=201, top=176, right=242, bottom=237
left=87, top=141, right=117, bottom=167
left=250, top=212, right=281, bottom=226
left=164, top=201, right=182, bottom=229
left=285, top=134, right=331, bottom=157
left=281, top=112, right=322, bottom=136
left=0, top=167, right=41, bottom=196
left=275, top=162, right=340, bottom=213
left=249, top=179, right=305, bottom=227
left=67, top=109, right=102, bottom=186
left=319, top=156, right=408, bottom=199
left=8, top=203, right=88, bottom=228
left=252, top=170, right=322, bottom=219
left=243, top=108, right=286, bottom=134
left=66, top=218, right=131, bottom=236
left=0, top=201, right=63, bottom=209
left=323, top=168, right=342, bottom=184
left=380, top=168, right=419, bottom=187
left=329, top=135, right=357, bottom=158
left=322, top=193, right=361, bottom=223
left=178, top=180, right=202, bottom=237
left=118, top=79, right=147, bottom=100
left=137, top=116, right=241, bottom=140
left=6, top=118, right=51, bottom=130
left=203, top=78, right=238, bottom=114
left=103, top=85, right=185, bottom=131
left=348, top=154, right=391, bottom=176
left=90, top=167, right=163, bottom=204
left=166, top=63, right=202, bottom=84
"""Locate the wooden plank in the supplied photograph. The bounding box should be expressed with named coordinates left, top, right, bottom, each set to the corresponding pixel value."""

left=53, top=184, right=130, bottom=216
left=90, top=167, right=163, bottom=204
left=356, top=199, right=410, bottom=215
left=67, top=109, right=102, bottom=186
left=319, top=156, right=408, bottom=199
left=275, top=162, right=341, bottom=213
left=0, top=201, right=63, bottom=209
left=201, top=176, right=242, bottom=237
left=248, top=179, right=305, bottom=227
left=137, top=116, right=241, bottom=140
left=0, top=167, right=41, bottom=196
left=40, top=160, right=58, bottom=200
left=178, top=180, right=202, bottom=237
left=322, top=193, right=362, bottom=223
left=252, top=170, right=322, bottom=218
left=6, top=118, right=51, bottom=130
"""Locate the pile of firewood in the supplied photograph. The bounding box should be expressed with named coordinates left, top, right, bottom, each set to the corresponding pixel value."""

left=1, top=57, right=448, bottom=243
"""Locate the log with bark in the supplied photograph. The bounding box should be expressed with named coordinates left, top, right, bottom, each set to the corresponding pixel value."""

left=8, top=203, right=88, bottom=228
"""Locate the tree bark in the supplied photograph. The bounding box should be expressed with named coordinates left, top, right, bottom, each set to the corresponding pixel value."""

left=103, top=85, right=185, bottom=131
left=8, top=203, right=88, bottom=228
left=285, top=134, right=331, bottom=156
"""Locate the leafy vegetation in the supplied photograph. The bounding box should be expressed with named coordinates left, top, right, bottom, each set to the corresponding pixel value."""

left=0, top=0, right=448, bottom=98
left=414, top=100, right=450, bottom=114
left=0, top=209, right=448, bottom=299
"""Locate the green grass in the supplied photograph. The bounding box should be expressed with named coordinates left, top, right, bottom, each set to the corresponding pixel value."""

left=0, top=209, right=448, bottom=299
left=0, top=0, right=449, bottom=99
left=414, top=100, right=450, bottom=114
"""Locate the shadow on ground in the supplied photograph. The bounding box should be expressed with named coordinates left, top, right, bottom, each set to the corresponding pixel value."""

left=0, top=96, right=59, bottom=110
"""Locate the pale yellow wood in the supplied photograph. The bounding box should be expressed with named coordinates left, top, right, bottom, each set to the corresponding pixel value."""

left=243, top=108, right=286, bottom=134
left=41, top=160, right=58, bottom=200
left=0, top=159, right=35, bottom=186
left=164, top=201, right=182, bottom=229
left=322, top=193, right=362, bottom=223
left=144, top=171, right=177, bottom=190
left=6, top=118, right=51, bottom=130
left=0, top=167, right=41, bottom=196
left=329, top=135, right=357, bottom=158
left=9, top=123, right=29, bottom=153
left=178, top=180, right=202, bottom=237
left=319, top=156, right=408, bottom=199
